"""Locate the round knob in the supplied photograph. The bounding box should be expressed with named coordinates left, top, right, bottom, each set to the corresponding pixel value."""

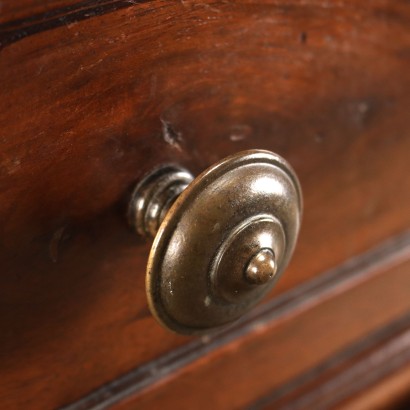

left=128, top=150, right=302, bottom=334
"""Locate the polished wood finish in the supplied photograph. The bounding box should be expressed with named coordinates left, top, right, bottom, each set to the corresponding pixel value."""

left=339, top=364, right=410, bottom=410
left=108, top=255, right=410, bottom=410
left=1, top=1, right=409, bottom=409
left=63, top=233, right=410, bottom=409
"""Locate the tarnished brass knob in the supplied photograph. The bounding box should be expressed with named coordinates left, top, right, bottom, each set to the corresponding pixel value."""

left=128, top=150, right=302, bottom=334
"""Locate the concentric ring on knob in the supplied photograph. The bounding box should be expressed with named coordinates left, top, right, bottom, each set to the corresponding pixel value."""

left=209, top=214, right=286, bottom=304
left=146, top=150, right=302, bottom=334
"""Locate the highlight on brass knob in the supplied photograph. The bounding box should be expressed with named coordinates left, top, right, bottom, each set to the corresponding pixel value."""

left=128, top=150, right=302, bottom=334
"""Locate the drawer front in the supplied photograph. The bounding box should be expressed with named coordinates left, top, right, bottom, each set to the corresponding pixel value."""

left=1, top=1, right=410, bottom=409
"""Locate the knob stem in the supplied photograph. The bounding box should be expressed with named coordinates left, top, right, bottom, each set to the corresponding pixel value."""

left=128, top=165, right=194, bottom=237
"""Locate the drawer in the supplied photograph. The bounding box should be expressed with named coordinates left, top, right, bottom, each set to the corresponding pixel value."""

left=1, top=1, right=410, bottom=409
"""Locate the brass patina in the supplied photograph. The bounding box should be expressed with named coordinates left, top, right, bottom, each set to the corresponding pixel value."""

left=128, top=150, right=302, bottom=334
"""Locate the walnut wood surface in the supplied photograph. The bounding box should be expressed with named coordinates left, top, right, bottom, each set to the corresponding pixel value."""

left=339, top=364, right=410, bottom=410
left=63, top=233, right=410, bottom=410
left=110, top=256, right=410, bottom=410
left=0, top=1, right=410, bottom=409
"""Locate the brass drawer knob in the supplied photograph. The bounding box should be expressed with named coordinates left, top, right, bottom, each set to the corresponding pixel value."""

left=128, top=150, right=302, bottom=334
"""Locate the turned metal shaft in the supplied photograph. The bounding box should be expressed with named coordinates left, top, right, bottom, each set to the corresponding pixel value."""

left=128, top=165, right=194, bottom=237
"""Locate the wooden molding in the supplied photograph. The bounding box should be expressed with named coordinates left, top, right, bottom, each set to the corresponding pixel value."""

left=63, top=231, right=410, bottom=409
left=251, top=313, right=410, bottom=409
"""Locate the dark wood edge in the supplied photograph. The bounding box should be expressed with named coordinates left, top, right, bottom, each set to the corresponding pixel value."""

left=60, top=230, right=410, bottom=410
left=248, top=312, right=410, bottom=409
left=0, top=0, right=149, bottom=49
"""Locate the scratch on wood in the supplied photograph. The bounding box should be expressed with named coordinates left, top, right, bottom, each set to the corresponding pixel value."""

left=49, top=226, right=67, bottom=263
left=229, top=124, right=252, bottom=142
left=160, top=119, right=183, bottom=151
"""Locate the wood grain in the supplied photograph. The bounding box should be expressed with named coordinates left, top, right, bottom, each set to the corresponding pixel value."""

left=338, top=364, right=410, bottom=410
left=0, top=1, right=409, bottom=408
left=0, top=1, right=140, bottom=47
left=256, top=314, right=410, bottom=410
left=108, top=256, right=410, bottom=410
left=63, top=233, right=410, bottom=410
left=0, top=1, right=135, bottom=26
